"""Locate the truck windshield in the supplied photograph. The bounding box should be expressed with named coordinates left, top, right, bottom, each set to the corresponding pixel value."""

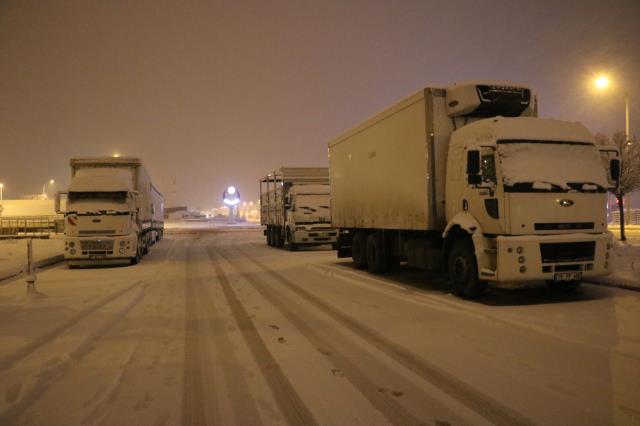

left=68, top=191, right=128, bottom=213
left=497, top=141, right=609, bottom=192
left=294, top=194, right=330, bottom=222
left=69, top=191, right=128, bottom=202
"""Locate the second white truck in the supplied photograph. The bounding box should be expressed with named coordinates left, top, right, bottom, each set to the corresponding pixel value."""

left=260, top=167, right=338, bottom=250
left=330, top=82, right=620, bottom=298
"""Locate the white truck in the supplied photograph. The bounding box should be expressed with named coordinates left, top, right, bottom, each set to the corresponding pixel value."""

left=329, top=82, right=620, bottom=298
left=260, top=167, right=338, bottom=250
left=55, top=157, right=164, bottom=267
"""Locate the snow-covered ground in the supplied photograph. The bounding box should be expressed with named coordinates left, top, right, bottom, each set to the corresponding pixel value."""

left=0, top=226, right=638, bottom=425
left=0, top=237, right=64, bottom=282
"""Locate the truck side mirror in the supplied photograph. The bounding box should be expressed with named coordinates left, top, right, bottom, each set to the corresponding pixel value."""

left=466, top=150, right=481, bottom=185
left=610, top=158, right=620, bottom=182
left=54, top=191, right=67, bottom=214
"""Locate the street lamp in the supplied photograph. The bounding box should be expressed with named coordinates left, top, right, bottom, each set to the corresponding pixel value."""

left=0, top=183, right=3, bottom=200
left=592, top=73, right=630, bottom=141
left=42, top=179, right=55, bottom=199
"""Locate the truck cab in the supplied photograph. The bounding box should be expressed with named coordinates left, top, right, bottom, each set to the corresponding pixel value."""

left=284, top=184, right=336, bottom=249
left=444, top=117, right=619, bottom=292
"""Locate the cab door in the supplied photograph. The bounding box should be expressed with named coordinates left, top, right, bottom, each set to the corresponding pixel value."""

left=463, top=147, right=504, bottom=235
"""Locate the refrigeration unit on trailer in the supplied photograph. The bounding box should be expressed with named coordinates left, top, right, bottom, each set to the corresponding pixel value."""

left=330, top=82, right=620, bottom=298
left=260, top=167, right=338, bottom=250
left=55, top=157, right=164, bottom=267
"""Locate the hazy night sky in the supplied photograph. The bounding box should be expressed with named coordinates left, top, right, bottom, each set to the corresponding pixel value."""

left=1, top=0, right=638, bottom=208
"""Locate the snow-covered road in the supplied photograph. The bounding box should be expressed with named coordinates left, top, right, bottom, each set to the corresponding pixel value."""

left=0, top=227, right=639, bottom=425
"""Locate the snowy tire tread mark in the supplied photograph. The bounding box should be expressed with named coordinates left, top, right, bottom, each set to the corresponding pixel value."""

left=235, top=245, right=534, bottom=426
left=215, top=247, right=424, bottom=426
left=206, top=246, right=318, bottom=426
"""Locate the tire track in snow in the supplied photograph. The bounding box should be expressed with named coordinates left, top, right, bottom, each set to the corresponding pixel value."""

left=206, top=245, right=318, bottom=426
left=234, top=243, right=534, bottom=426
left=194, top=240, right=263, bottom=425
left=181, top=239, right=212, bottom=426
left=0, top=238, right=180, bottom=376
left=215, top=246, right=427, bottom=426
left=0, top=283, right=148, bottom=424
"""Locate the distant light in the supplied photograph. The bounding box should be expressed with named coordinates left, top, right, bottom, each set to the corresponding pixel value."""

left=113, top=153, right=120, bottom=158
left=0, top=183, right=3, bottom=188
left=249, top=201, right=253, bottom=206
left=594, top=75, right=610, bottom=90
left=49, top=179, right=55, bottom=184
left=243, top=202, right=247, bottom=206
left=227, top=186, right=236, bottom=195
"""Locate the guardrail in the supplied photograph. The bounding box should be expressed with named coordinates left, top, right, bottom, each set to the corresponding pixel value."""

left=0, top=216, right=62, bottom=238
left=610, top=209, right=640, bottom=225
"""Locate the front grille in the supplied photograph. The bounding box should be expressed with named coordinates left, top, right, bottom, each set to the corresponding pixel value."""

left=534, top=222, right=594, bottom=231
left=80, top=240, right=114, bottom=251
left=540, top=241, right=595, bottom=263
left=79, top=230, right=116, bottom=235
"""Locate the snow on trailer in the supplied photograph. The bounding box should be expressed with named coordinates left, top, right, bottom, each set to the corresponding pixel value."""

left=330, top=82, right=620, bottom=298
left=260, top=167, right=338, bottom=250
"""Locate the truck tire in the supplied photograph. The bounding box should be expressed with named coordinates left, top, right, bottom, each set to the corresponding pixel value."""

left=286, top=229, right=297, bottom=251
left=447, top=238, right=486, bottom=299
left=351, top=232, right=368, bottom=269
left=267, top=226, right=274, bottom=246
left=366, top=231, right=390, bottom=274
left=142, top=236, right=149, bottom=255
left=546, top=280, right=581, bottom=292
left=276, top=226, right=285, bottom=248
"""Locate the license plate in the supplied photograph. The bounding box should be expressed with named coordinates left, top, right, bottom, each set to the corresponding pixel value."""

left=554, top=271, right=582, bottom=281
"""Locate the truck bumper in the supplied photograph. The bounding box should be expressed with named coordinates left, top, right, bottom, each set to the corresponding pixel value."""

left=293, top=227, right=338, bottom=245
left=64, top=235, right=137, bottom=263
left=495, top=232, right=612, bottom=282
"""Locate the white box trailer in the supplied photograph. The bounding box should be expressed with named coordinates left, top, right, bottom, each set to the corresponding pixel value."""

left=260, top=167, right=338, bottom=250
left=55, top=157, right=164, bottom=266
left=330, top=82, right=620, bottom=298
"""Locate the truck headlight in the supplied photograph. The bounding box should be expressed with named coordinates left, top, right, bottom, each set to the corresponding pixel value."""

left=70, top=249, right=76, bottom=255
left=516, top=246, right=524, bottom=254
left=518, top=256, right=525, bottom=264
left=119, top=241, right=126, bottom=247
left=519, top=266, right=526, bottom=273
left=119, top=248, right=126, bottom=254
left=69, top=241, right=75, bottom=248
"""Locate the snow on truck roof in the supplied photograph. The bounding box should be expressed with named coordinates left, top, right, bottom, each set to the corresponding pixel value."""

left=70, top=157, right=143, bottom=167
left=287, top=184, right=330, bottom=195
left=69, top=168, right=134, bottom=192
left=68, top=175, right=132, bottom=192
left=454, top=117, right=595, bottom=147
left=261, top=167, right=329, bottom=183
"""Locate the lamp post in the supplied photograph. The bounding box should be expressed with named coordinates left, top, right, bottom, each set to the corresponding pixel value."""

left=42, top=179, right=54, bottom=199
left=593, top=74, right=630, bottom=141
left=593, top=73, right=633, bottom=229
left=0, top=183, right=3, bottom=200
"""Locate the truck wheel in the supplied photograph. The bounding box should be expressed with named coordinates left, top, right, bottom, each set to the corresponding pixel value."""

left=546, top=280, right=581, bottom=292
left=366, top=232, right=390, bottom=274
left=447, top=239, right=486, bottom=299
left=276, top=226, right=285, bottom=248
left=142, top=238, right=150, bottom=255
left=286, top=229, right=297, bottom=251
left=267, top=226, right=274, bottom=246
left=351, top=232, right=368, bottom=269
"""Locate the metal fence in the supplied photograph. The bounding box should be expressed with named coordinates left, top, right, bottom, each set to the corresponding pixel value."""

left=0, top=216, right=62, bottom=238
left=610, top=209, right=640, bottom=225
